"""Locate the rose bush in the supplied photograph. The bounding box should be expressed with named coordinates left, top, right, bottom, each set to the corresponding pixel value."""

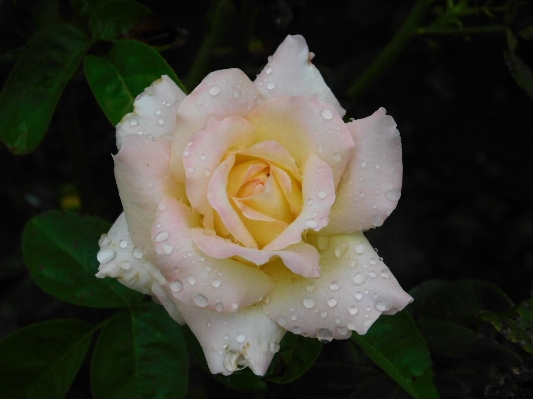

left=95, top=35, right=412, bottom=376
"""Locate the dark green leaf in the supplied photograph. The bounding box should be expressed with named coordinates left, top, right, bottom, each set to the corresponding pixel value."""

left=504, top=49, right=533, bottom=100
left=0, top=319, right=94, bottom=399
left=266, top=332, right=322, bottom=384
left=84, top=39, right=185, bottom=126
left=0, top=24, right=91, bottom=154
left=91, top=303, right=189, bottom=399
left=420, top=280, right=513, bottom=324
left=182, top=325, right=267, bottom=392
left=89, top=0, right=152, bottom=40
left=477, top=298, right=533, bottom=354
left=22, top=211, right=143, bottom=308
left=407, top=279, right=449, bottom=318
left=351, top=311, right=439, bottom=399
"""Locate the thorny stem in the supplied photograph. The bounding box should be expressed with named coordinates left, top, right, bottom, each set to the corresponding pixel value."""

left=347, top=0, right=433, bottom=100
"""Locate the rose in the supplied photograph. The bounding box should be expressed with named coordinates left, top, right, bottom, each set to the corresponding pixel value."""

left=95, top=35, right=413, bottom=376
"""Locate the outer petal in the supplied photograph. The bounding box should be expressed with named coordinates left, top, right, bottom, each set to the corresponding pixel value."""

left=178, top=303, right=286, bottom=376
left=96, top=213, right=166, bottom=295
left=170, top=69, right=265, bottom=182
left=184, top=116, right=256, bottom=215
left=116, top=75, right=186, bottom=150
left=152, top=197, right=274, bottom=311
left=246, top=96, right=353, bottom=188
left=262, top=233, right=413, bottom=339
left=115, top=135, right=187, bottom=261
left=191, top=229, right=321, bottom=278
left=254, top=35, right=345, bottom=118
left=324, top=108, right=402, bottom=234
left=264, top=154, right=336, bottom=251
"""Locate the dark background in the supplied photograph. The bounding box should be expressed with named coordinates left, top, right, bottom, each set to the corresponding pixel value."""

left=1, top=0, right=533, bottom=396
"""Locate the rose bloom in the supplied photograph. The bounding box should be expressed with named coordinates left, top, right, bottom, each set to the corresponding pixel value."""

left=96, top=35, right=412, bottom=376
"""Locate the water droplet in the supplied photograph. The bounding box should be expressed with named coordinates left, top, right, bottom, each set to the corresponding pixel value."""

left=369, top=271, right=377, bottom=279
left=350, top=260, right=358, bottom=268
left=187, top=141, right=193, bottom=147
left=333, top=153, right=341, bottom=162
left=317, top=328, right=333, bottom=343
left=268, top=341, right=280, bottom=353
left=232, top=90, right=240, bottom=98
left=321, top=311, right=328, bottom=318
left=291, top=314, right=298, bottom=321
left=375, top=301, right=392, bottom=312
left=156, top=223, right=162, bottom=228
left=303, top=298, right=315, bottom=309
left=354, top=292, right=363, bottom=300
left=133, top=247, right=143, bottom=259
left=129, top=118, right=138, bottom=126
left=337, top=326, right=348, bottom=335
left=292, top=327, right=302, bottom=334
left=119, top=262, right=131, bottom=270
left=335, top=241, right=349, bottom=258
left=306, top=218, right=318, bottom=228
left=329, top=282, right=340, bottom=291
left=193, top=293, right=208, bottom=307
left=380, top=269, right=390, bottom=279
left=277, top=316, right=287, bottom=326
left=170, top=280, right=183, bottom=293
left=361, top=161, right=367, bottom=168
left=208, top=86, right=220, bottom=96
left=212, top=279, right=221, bottom=287
left=355, top=244, right=366, bottom=255
left=183, top=150, right=191, bottom=157
left=155, top=231, right=169, bottom=243
left=158, top=118, right=164, bottom=125
left=328, top=297, right=338, bottom=307
left=99, top=235, right=111, bottom=247
left=385, top=187, right=401, bottom=202
left=307, top=198, right=314, bottom=205
left=349, top=306, right=358, bottom=315
left=373, top=214, right=384, bottom=227
left=188, top=276, right=196, bottom=285
left=266, top=82, right=275, bottom=90
left=306, top=285, right=317, bottom=293
left=215, top=303, right=223, bottom=312
left=186, top=167, right=195, bottom=174
left=231, top=302, right=238, bottom=309
left=375, top=163, right=381, bottom=169
left=158, top=204, right=167, bottom=212
left=206, top=322, right=212, bottom=328
left=162, top=243, right=173, bottom=254
left=265, top=66, right=272, bottom=74
left=118, top=239, right=128, bottom=248
left=318, top=190, right=327, bottom=199
left=321, top=109, right=333, bottom=120
left=97, top=248, right=116, bottom=264
left=352, top=273, right=365, bottom=285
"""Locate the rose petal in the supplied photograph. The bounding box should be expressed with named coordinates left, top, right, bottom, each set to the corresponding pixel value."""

left=152, top=197, right=274, bottom=311
left=262, top=232, right=413, bottom=339
left=270, top=165, right=302, bottom=217
left=238, top=140, right=301, bottom=181
left=208, top=155, right=258, bottom=248
left=178, top=303, right=286, bottom=376
left=115, top=135, right=187, bottom=261
left=264, top=154, right=335, bottom=251
left=191, top=228, right=321, bottom=278
left=116, top=75, right=186, bottom=150
left=151, top=283, right=186, bottom=325
left=184, top=116, right=256, bottom=215
left=96, top=212, right=166, bottom=295
left=255, top=35, right=346, bottom=118
left=246, top=96, right=353, bottom=188
left=324, top=108, right=402, bottom=234
left=170, top=69, right=265, bottom=182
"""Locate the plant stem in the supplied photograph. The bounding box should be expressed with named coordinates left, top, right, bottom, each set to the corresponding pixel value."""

left=417, top=25, right=505, bottom=35
left=347, top=0, right=433, bottom=99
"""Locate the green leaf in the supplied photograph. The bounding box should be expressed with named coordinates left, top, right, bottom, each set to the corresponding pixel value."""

left=420, top=280, right=513, bottom=324
left=22, top=211, right=144, bottom=308
left=0, top=319, right=94, bottom=399
left=407, top=279, right=449, bottom=318
left=477, top=298, right=533, bottom=354
left=84, top=39, right=185, bottom=126
left=91, top=303, right=189, bottom=399
left=504, top=49, right=533, bottom=100
left=0, top=24, right=91, bottom=154
left=89, top=0, right=152, bottom=40
left=351, top=311, right=439, bottom=399
left=266, top=333, right=322, bottom=384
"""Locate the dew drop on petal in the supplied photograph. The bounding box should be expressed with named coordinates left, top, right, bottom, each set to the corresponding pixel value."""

left=354, top=292, right=363, bottom=300
left=188, top=276, right=196, bottom=285
left=352, top=273, right=365, bottom=285
left=355, top=244, right=366, bottom=255
left=119, top=262, right=131, bottom=270
left=277, top=317, right=287, bottom=326
left=133, top=247, right=143, bottom=259
left=211, top=279, right=221, bottom=287
left=321, top=311, right=328, bottom=318
left=193, top=294, right=208, bottom=307
left=349, top=306, right=358, bottom=315
left=158, top=204, right=167, bottom=212
left=335, top=241, right=349, bottom=258
left=208, top=86, right=220, bottom=96
left=328, top=297, right=338, bottom=307
left=155, top=231, right=169, bottom=243
left=306, top=285, right=317, bottom=293
left=317, top=328, right=334, bottom=343
left=303, top=298, right=315, bottom=309
left=170, top=280, right=183, bottom=293
left=292, top=327, right=302, bottom=334
left=375, top=301, right=392, bottom=312
left=231, top=302, right=239, bottom=309
left=266, top=82, right=275, bottom=90
left=369, top=271, right=377, bottom=279
left=186, top=167, right=195, bottom=174
left=215, top=303, right=223, bottom=312
left=306, top=218, right=318, bottom=228
left=129, top=118, right=138, bottom=126
left=318, top=190, right=327, bottom=199
left=337, top=326, right=348, bottom=335
left=269, top=341, right=280, bottom=353
left=97, top=248, right=116, bottom=264
left=385, top=187, right=401, bottom=202
left=265, top=66, right=272, bottom=74
left=380, top=269, right=390, bottom=279
left=233, top=90, right=239, bottom=97
left=361, top=161, right=367, bottom=168
left=119, top=240, right=128, bottom=248
left=329, top=282, right=340, bottom=291
left=321, top=109, right=333, bottom=120
left=158, top=118, right=164, bottom=125
left=162, top=244, right=173, bottom=254
left=183, top=150, right=191, bottom=157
